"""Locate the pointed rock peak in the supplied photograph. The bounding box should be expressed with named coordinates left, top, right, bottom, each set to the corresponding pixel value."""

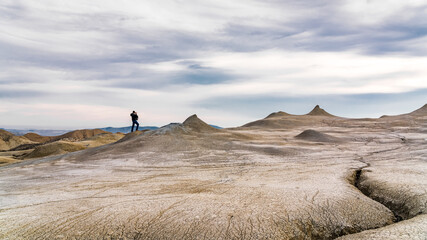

left=183, top=114, right=202, bottom=125
left=306, top=105, right=335, bottom=117
left=417, top=103, right=427, bottom=110
left=265, top=111, right=291, bottom=119
left=408, top=103, right=427, bottom=116
left=183, top=114, right=218, bottom=132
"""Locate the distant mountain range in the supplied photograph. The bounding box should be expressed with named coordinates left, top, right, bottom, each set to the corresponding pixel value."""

left=97, top=124, right=222, bottom=133
left=1, top=124, right=222, bottom=136
left=99, top=126, right=159, bottom=133
left=0, top=128, right=72, bottom=136
left=0, top=127, right=158, bottom=136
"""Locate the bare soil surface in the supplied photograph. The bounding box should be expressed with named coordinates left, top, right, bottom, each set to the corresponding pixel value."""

left=0, top=106, right=426, bottom=239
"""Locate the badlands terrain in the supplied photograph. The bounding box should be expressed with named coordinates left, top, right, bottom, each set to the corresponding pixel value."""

left=0, top=129, right=125, bottom=166
left=0, top=105, right=426, bottom=239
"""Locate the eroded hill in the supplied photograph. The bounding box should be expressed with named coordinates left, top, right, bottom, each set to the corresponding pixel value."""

left=0, top=129, right=35, bottom=151
left=0, top=129, right=126, bottom=166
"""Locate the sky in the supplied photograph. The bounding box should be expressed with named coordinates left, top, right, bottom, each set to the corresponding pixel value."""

left=1, top=0, right=427, bottom=129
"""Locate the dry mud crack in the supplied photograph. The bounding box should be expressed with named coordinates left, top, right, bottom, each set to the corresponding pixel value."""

left=338, top=166, right=426, bottom=239
left=338, top=144, right=427, bottom=239
left=352, top=162, right=404, bottom=223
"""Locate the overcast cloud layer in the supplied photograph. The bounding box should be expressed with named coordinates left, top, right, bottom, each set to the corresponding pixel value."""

left=1, top=0, right=427, bottom=128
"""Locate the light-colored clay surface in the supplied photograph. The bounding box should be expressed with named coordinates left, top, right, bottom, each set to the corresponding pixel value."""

left=0, top=105, right=426, bottom=239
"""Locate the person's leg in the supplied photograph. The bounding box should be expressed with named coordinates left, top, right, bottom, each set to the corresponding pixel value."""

left=131, top=121, right=135, bottom=132
left=136, top=121, right=139, bottom=131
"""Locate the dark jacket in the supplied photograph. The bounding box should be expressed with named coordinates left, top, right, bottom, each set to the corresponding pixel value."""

left=130, top=113, right=138, bottom=121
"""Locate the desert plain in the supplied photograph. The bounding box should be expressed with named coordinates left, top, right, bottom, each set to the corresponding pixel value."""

left=0, top=105, right=426, bottom=239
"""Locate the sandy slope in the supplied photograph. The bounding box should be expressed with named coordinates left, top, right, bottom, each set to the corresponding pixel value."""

left=0, top=129, right=35, bottom=151
left=0, top=105, right=426, bottom=239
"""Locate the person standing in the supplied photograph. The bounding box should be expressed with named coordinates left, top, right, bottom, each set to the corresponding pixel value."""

left=130, top=111, right=139, bottom=132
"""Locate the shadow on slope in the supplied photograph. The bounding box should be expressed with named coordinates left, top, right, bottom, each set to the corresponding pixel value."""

left=19, top=132, right=125, bottom=160
left=23, top=141, right=86, bottom=159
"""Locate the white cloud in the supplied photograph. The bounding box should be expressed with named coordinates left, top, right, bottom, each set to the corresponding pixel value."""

left=192, top=49, right=427, bottom=95
left=339, top=0, right=427, bottom=26
left=1, top=0, right=427, bottom=128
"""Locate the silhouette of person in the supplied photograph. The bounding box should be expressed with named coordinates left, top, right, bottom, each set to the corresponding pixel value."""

left=130, top=111, right=139, bottom=132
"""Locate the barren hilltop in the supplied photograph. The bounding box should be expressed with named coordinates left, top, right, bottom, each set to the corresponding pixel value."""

left=0, top=104, right=426, bottom=239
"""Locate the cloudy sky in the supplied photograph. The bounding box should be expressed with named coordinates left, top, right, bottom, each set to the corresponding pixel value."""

left=1, top=0, right=427, bottom=129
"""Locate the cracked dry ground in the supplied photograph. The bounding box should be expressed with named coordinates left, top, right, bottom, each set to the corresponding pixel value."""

left=0, top=113, right=426, bottom=239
